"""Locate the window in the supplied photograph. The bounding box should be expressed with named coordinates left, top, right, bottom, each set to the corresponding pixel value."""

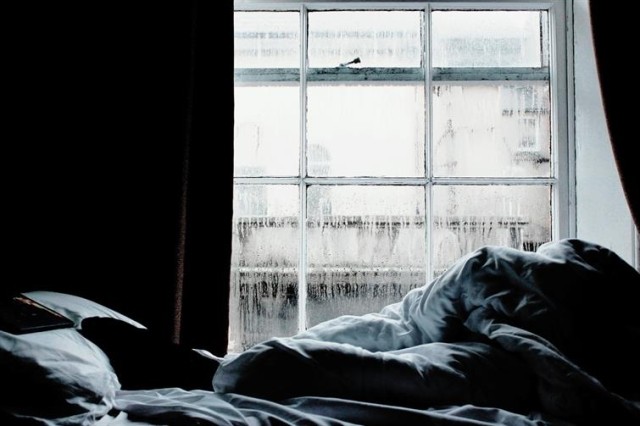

left=231, top=1, right=571, bottom=352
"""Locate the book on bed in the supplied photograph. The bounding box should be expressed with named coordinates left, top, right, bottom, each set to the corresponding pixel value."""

left=0, top=294, right=74, bottom=334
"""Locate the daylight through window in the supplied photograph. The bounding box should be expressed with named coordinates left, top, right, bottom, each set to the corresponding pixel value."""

left=231, top=1, right=569, bottom=352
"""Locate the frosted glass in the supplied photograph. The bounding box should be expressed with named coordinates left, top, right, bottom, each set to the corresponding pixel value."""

left=229, top=185, right=299, bottom=352
left=432, top=185, right=551, bottom=276
left=307, top=186, right=426, bottom=326
left=432, top=11, right=545, bottom=68
left=234, top=86, right=299, bottom=177
left=308, top=11, right=422, bottom=68
left=433, top=83, right=551, bottom=177
left=307, top=83, right=425, bottom=177
left=234, top=12, right=300, bottom=69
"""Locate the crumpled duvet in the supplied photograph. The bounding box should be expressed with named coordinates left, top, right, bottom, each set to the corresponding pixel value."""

left=213, top=239, right=640, bottom=425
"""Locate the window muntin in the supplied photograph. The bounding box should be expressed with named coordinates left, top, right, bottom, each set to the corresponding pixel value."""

left=232, top=2, right=566, bottom=353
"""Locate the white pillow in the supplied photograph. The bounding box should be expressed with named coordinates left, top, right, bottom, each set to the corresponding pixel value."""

left=0, top=327, right=119, bottom=424
left=1, top=291, right=145, bottom=424
left=25, top=291, right=146, bottom=329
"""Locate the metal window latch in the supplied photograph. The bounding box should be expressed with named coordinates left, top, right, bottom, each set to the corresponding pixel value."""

left=339, top=57, right=361, bottom=67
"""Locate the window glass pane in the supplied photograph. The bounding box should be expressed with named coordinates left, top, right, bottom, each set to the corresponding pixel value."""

left=230, top=7, right=562, bottom=343
left=234, top=12, right=300, bottom=68
left=307, top=83, right=425, bottom=177
left=432, top=11, right=545, bottom=68
left=432, top=185, right=551, bottom=276
left=307, top=186, right=426, bottom=326
left=433, top=82, right=551, bottom=177
left=234, top=85, right=299, bottom=177
left=308, top=11, right=422, bottom=68
left=229, top=185, right=299, bottom=352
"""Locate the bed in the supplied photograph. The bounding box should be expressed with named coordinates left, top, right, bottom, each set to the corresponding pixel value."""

left=2, top=239, right=639, bottom=425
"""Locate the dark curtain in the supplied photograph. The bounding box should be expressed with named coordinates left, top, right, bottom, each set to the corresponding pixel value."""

left=6, top=1, right=233, bottom=354
left=177, top=1, right=234, bottom=355
left=589, top=1, right=640, bottom=229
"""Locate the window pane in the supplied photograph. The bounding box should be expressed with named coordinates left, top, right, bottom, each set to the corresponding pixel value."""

left=433, top=82, right=551, bottom=177
left=432, top=11, right=545, bottom=68
left=432, top=185, right=551, bottom=276
left=234, top=12, right=300, bottom=69
left=307, top=83, right=425, bottom=177
left=234, top=85, right=299, bottom=177
left=229, top=185, right=299, bottom=352
left=307, top=186, right=426, bottom=326
left=308, top=11, right=422, bottom=68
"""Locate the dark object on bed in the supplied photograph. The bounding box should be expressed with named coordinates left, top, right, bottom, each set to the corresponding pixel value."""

left=0, top=295, right=74, bottom=335
left=1, top=240, right=639, bottom=425
left=79, top=317, right=218, bottom=391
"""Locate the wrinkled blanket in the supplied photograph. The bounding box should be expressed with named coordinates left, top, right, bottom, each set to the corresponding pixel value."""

left=213, top=239, right=640, bottom=425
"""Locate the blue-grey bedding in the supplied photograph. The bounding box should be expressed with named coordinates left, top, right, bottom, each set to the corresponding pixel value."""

left=211, top=239, right=640, bottom=425
left=3, top=239, right=639, bottom=425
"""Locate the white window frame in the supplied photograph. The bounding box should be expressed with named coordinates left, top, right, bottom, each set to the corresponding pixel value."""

left=233, top=0, right=574, bottom=333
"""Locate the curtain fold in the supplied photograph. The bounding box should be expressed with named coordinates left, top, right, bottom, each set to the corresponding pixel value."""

left=174, top=0, right=234, bottom=355
left=589, top=1, right=640, bottom=229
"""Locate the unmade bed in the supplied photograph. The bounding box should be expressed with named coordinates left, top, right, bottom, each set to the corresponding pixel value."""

left=2, top=239, right=639, bottom=425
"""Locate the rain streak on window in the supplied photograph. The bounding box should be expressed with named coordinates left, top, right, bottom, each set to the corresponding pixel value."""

left=229, top=185, right=299, bottom=353
left=306, top=186, right=426, bottom=326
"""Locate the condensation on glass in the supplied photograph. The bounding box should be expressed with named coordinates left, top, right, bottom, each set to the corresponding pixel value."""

left=433, top=82, right=551, bottom=177
left=432, top=185, right=551, bottom=276
left=307, top=83, right=425, bottom=177
left=307, top=186, right=426, bottom=326
left=234, top=11, right=301, bottom=177
left=432, top=11, right=547, bottom=68
left=308, top=11, right=422, bottom=68
left=229, top=185, right=299, bottom=353
left=234, top=85, right=300, bottom=177
left=234, top=12, right=300, bottom=68
left=232, top=6, right=558, bottom=351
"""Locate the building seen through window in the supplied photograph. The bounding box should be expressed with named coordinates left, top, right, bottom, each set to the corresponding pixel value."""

left=231, top=3, right=565, bottom=352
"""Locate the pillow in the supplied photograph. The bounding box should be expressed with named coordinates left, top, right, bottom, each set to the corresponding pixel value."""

left=24, top=291, right=145, bottom=330
left=0, top=292, right=144, bottom=424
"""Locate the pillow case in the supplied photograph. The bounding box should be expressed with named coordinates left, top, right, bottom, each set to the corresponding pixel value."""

left=24, top=291, right=145, bottom=330
left=0, top=291, right=144, bottom=425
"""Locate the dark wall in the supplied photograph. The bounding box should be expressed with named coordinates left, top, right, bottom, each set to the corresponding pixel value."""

left=6, top=2, right=232, bottom=346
